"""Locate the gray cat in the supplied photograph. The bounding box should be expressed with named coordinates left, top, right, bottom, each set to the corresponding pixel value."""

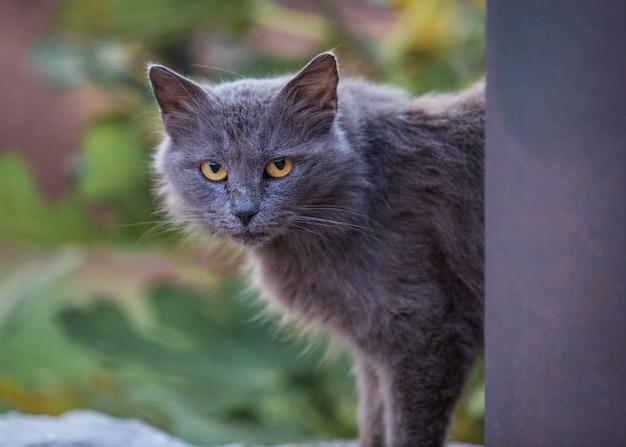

left=148, top=52, right=484, bottom=447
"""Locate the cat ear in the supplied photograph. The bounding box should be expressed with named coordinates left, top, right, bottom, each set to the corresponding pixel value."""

left=280, top=52, right=339, bottom=131
left=148, top=64, right=206, bottom=125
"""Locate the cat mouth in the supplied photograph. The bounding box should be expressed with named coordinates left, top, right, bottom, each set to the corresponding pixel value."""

left=230, top=230, right=271, bottom=246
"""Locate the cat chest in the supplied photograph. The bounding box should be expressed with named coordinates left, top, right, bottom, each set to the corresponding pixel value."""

left=250, top=250, right=379, bottom=327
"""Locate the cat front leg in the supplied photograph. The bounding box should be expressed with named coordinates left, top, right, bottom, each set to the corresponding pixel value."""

left=378, top=335, right=475, bottom=447
left=355, top=355, right=385, bottom=447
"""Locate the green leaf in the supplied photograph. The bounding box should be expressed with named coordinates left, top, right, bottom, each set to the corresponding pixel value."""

left=57, top=282, right=357, bottom=443
left=0, top=153, right=98, bottom=245
left=54, top=0, right=252, bottom=44
left=0, top=253, right=98, bottom=413
left=77, top=120, right=148, bottom=201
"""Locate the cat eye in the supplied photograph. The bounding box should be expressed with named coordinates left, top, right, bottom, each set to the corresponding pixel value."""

left=265, top=157, right=293, bottom=178
left=200, top=161, right=227, bottom=182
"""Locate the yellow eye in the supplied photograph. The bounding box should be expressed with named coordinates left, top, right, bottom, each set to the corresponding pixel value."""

left=200, top=161, right=227, bottom=181
left=265, top=157, right=293, bottom=178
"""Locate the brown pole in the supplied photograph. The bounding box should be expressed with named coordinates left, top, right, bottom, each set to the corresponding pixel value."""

left=485, top=1, right=626, bottom=445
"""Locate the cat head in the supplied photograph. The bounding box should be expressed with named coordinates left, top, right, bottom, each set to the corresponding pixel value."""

left=148, top=53, right=366, bottom=247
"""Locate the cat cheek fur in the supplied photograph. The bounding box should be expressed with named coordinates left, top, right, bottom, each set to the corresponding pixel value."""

left=154, top=147, right=225, bottom=238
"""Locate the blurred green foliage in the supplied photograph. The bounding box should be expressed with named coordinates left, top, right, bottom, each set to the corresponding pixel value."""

left=0, top=154, right=99, bottom=245
left=0, top=0, right=484, bottom=445
left=0, top=250, right=356, bottom=444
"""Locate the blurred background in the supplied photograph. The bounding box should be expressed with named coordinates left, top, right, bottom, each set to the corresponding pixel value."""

left=0, top=0, right=484, bottom=444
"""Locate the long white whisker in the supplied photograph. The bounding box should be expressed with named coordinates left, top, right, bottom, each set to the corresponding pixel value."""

left=287, top=224, right=343, bottom=251
left=134, top=215, right=207, bottom=245
left=291, top=216, right=372, bottom=233
left=297, top=205, right=371, bottom=218
left=295, top=205, right=385, bottom=231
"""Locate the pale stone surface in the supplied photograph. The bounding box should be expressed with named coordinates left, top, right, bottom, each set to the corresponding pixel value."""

left=0, top=410, right=201, bottom=447
left=0, top=410, right=479, bottom=447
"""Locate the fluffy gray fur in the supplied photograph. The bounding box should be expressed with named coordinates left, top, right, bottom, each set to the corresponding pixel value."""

left=148, top=53, right=484, bottom=447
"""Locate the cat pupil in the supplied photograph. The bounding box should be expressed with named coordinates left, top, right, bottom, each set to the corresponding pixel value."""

left=209, top=162, right=221, bottom=173
left=274, top=158, right=285, bottom=170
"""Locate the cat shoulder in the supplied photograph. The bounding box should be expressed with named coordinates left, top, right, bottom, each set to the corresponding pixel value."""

left=413, top=80, right=485, bottom=117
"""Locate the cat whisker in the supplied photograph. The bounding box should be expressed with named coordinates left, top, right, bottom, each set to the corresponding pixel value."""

left=295, top=205, right=385, bottom=232
left=190, top=64, right=245, bottom=79
left=136, top=225, right=177, bottom=244
left=291, top=215, right=374, bottom=235
left=133, top=216, right=207, bottom=245
left=286, top=223, right=344, bottom=251
left=296, top=204, right=370, bottom=218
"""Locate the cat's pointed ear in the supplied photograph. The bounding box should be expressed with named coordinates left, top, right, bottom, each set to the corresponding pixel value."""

left=148, top=64, right=206, bottom=125
left=279, top=52, right=339, bottom=132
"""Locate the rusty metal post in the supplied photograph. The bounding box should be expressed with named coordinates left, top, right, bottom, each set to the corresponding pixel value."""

left=485, top=1, right=626, bottom=446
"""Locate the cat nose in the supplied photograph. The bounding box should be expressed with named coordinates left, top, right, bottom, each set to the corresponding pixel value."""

left=235, top=209, right=258, bottom=226
left=232, top=196, right=259, bottom=226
